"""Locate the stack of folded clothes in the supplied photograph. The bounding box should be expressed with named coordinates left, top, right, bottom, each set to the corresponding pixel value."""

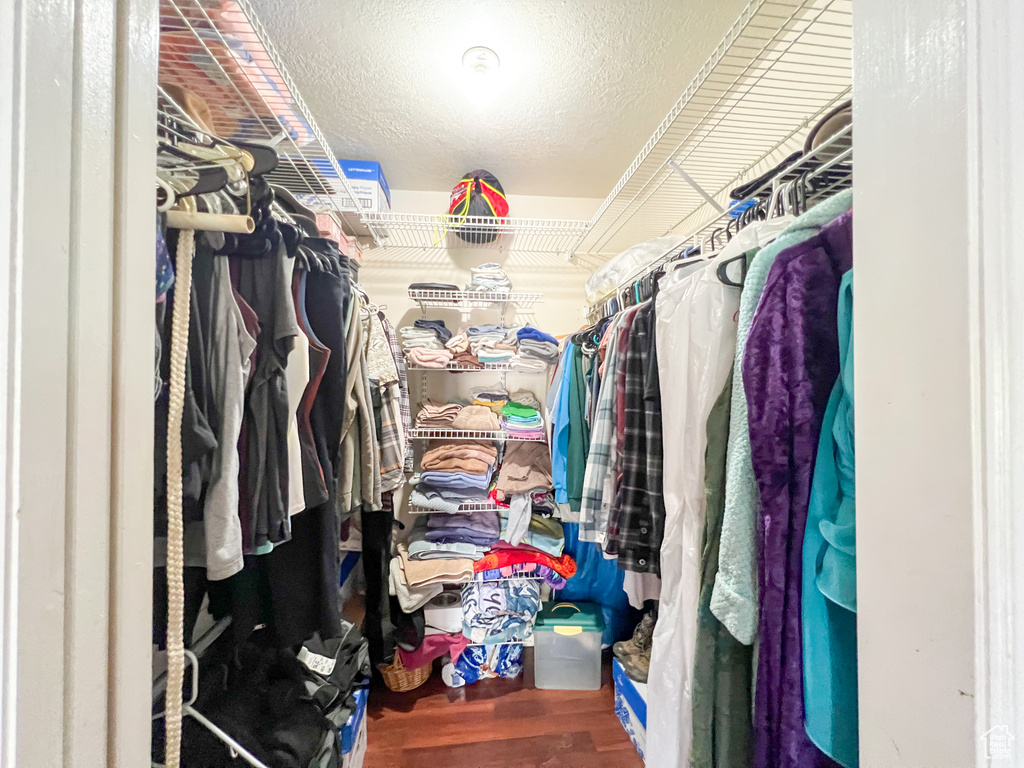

left=414, top=318, right=452, bottom=344
left=415, top=401, right=463, bottom=428
left=470, top=384, right=508, bottom=415
left=464, top=325, right=516, bottom=366
left=444, top=332, right=482, bottom=368
left=494, top=440, right=553, bottom=500
left=451, top=405, right=500, bottom=431
left=401, top=325, right=444, bottom=352
left=467, top=325, right=516, bottom=364
left=421, top=439, right=498, bottom=474
left=465, top=262, right=512, bottom=293
left=498, top=515, right=564, bottom=556
left=426, top=509, right=500, bottom=548
left=406, top=347, right=453, bottom=368
left=407, top=519, right=488, bottom=561
left=409, top=437, right=498, bottom=512
left=511, top=327, right=559, bottom=370
left=501, top=398, right=544, bottom=440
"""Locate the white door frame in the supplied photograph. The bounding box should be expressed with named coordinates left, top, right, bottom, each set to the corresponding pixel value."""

left=3, top=0, right=1024, bottom=764
left=1, top=0, right=156, bottom=763
left=964, top=0, right=1024, bottom=761
left=856, top=0, right=1024, bottom=765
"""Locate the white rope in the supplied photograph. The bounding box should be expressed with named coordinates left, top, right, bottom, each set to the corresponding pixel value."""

left=164, top=227, right=195, bottom=768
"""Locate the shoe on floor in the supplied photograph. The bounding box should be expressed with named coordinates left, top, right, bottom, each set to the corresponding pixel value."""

left=612, top=611, right=656, bottom=662
left=618, top=645, right=650, bottom=684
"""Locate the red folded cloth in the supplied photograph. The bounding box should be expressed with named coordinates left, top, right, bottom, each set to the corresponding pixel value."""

left=474, top=547, right=577, bottom=579
left=396, top=632, right=469, bottom=669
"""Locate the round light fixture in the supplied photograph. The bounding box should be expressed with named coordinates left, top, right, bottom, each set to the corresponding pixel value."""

left=463, top=46, right=500, bottom=76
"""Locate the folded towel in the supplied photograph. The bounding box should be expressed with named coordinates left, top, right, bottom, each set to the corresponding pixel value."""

left=422, top=443, right=498, bottom=464
left=445, top=332, right=469, bottom=353
left=452, top=405, right=500, bottom=431
left=397, top=542, right=475, bottom=586
left=421, top=456, right=493, bottom=474
left=407, top=347, right=454, bottom=368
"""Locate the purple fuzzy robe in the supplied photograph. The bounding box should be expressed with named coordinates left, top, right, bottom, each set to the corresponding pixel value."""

left=744, top=211, right=852, bottom=768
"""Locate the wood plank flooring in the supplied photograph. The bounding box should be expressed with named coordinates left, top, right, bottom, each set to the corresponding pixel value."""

left=363, top=649, right=644, bottom=768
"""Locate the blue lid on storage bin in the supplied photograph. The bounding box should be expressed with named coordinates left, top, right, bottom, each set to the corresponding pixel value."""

left=535, top=601, right=605, bottom=635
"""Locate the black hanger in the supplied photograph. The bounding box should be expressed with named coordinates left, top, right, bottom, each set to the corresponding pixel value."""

left=717, top=252, right=749, bottom=288
left=233, top=141, right=278, bottom=176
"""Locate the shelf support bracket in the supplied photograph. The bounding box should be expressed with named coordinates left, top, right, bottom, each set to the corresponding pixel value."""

left=668, top=159, right=725, bottom=214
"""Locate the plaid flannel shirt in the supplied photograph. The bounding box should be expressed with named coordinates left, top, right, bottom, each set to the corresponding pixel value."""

left=606, top=304, right=664, bottom=574
left=579, top=314, right=625, bottom=545
left=378, top=312, right=414, bottom=473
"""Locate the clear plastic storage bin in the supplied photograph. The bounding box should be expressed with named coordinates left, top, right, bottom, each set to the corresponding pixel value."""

left=533, top=601, right=605, bottom=690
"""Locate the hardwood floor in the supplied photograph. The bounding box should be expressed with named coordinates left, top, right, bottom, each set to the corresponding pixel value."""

left=363, top=649, right=644, bottom=768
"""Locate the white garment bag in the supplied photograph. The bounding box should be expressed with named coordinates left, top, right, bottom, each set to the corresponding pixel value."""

left=645, top=258, right=739, bottom=768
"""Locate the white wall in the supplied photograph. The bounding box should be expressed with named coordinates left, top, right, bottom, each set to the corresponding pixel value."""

left=855, top=0, right=977, bottom=764
left=359, top=190, right=602, bottom=337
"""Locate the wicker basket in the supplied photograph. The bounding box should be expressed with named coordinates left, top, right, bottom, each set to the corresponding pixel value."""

left=379, top=652, right=431, bottom=692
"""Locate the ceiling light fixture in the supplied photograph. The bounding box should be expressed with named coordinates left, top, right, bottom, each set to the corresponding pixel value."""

left=463, top=46, right=500, bottom=76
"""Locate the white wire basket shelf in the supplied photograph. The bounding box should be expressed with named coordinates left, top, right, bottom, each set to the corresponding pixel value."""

left=365, top=213, right=589, bottom=256
left=571, top=0, right=852, bottom=260
left=157, top=0, right=372, bottom=240
left=407, top=501, right=508, bottom=515
left=406, top=362, right=551, bottom=373
left=408, top=289, right=543, bottom=309
left=409, top=428, right=546, bottom=442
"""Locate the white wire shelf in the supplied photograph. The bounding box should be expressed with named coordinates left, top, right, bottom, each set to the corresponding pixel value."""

left=407, top=501, right=508, bottom=515
left=571, top=0, right=852, bottom=260
left=408, top=289, right=543, bottom=309
left=585, top=123, right=853, bottom=320
left=406, top=361, right=551, bottom=373
left=409, top=428, right=546, bottom=442
left=157, top=0, right=372, bottom=240
left=365, top=213, right=589, bottom=256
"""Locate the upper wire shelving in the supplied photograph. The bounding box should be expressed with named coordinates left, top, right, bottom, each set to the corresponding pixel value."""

left=569, top=0, right=852, bottom=260
left=408, top=428, right=546, bottom=443
left=157, top=0, right=375, bottom=240
left=365, top=213, right=589, bottom=258
left=406, top=362, right=551, bottom=373
left=408, top=288, right=543, bottom=310
left=407, top=500, right=508, bottom=515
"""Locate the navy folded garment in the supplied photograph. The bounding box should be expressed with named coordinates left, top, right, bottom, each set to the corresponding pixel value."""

left=409, top=282, right=460, bottom=292
left=517, top=326, right=558, bottom=345
left=414, top=318, right=453, bottom=344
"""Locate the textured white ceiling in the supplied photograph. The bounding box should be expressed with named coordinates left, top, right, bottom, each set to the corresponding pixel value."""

left=249, top=0, right=749, bottom=198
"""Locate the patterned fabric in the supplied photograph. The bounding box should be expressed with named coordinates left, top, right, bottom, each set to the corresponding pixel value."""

left=365, top=311, right=399, bottom=385
left=474, top=564, right=567, bottom=590
left=579, top=311, right=627, bottom=545
left=378, top=381, right=405, bottom=492
left=379, top=312, right=413, bottom=474
left=461, top=577, right=542, bottom=645
left=606, top=304, right=663, bottom=574
left=444, top=643, right=523, bottom=687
